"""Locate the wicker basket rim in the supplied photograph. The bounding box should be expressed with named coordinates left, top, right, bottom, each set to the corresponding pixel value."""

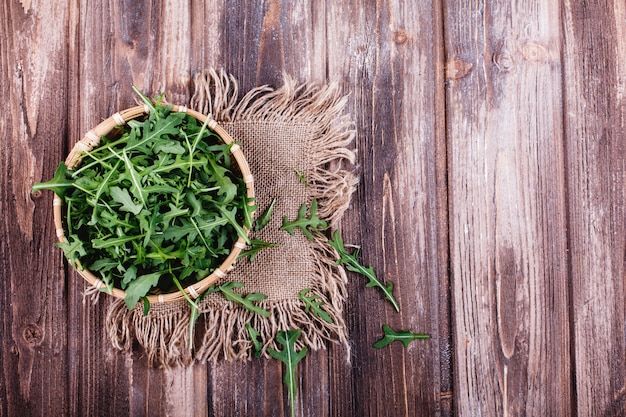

left=53, top=104, right=255, bottom=304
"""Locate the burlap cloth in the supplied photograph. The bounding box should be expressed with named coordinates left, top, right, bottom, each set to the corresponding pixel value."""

left=103, top=70, right=357, bottom=366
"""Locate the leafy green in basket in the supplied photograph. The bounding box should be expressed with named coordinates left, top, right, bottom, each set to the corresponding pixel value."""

left=33, top=89, right=251, bottom=311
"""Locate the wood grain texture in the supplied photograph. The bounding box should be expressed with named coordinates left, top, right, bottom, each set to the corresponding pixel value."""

left=444, top=1, right=571, bottom=415
left=326, top=0, right=449, bottom=416
left=0, top=1, right=71, bottom=415
left=2, top=0, right=626, bottom=416
left=562, top=1, right=626, bottom=415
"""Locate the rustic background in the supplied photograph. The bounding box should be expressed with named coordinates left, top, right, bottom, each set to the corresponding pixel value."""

left=1, top=1, right=624, bottom=416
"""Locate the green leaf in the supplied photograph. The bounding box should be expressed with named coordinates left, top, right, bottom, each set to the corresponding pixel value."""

left=298, top=288, right=333, bottom=324
left=171, top=276, right=201, bottom=350
left=245, top=323, right=263, bottom=358
left=328, top=229, right=400, bottom=312
left=141, top=296, right=151, bottom=316
left=212, top=282, right=270, bottom=317
left=268, top=329, right=307, bottom=417
left=372, top=324, right=430, bottom=348
left=56, top=234, right=86, bottom=265
left=242, top=196, right=258, bottom=230
left=294, top=169, right=308, bottom=187
left=254, top=198, right=276, bottom=231
left=92, top=234, right=145, bottom=249
left=110, top=186, right=143, bottom=214
left=280, top=199, right=327, bottom=241
left=238, top=238, right=279, bottom=262
left=124, top=272, right=162, bottom=310
left=121, top=149, right=148, bottom=207
left=121, top=265, right=138, bottom=289
left=32, top=162, right=74, bottom=199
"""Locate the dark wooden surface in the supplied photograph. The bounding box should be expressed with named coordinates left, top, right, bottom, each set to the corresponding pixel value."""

left=1, top=1, right=624, bottom=416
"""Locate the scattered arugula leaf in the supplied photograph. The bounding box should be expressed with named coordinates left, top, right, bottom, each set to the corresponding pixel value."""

left=254, top=198, right=277, bottom=231
left=208, top=282, right=270, bottom=317
left=238, top=238, right=279, bottom=262
left=268, top=329, right=307, bottom=417
left=298, top=288, right=333, bottom=324
left=294, top=169, right=308, bottom=187
left=246, top=323, right=263, bottom=358
left=280, top=199, right=327, bottom=241
left=373, top=324, right=430, bottom=348
left=328, top=229, right=400, bottom=312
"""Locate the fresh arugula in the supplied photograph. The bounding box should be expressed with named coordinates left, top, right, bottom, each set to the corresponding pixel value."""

left=33, top=89, right=251, bottom=310
left=294, top=169, right=308, bottom=187
left=238, top=238, right=279, bottom=262
left=373, top=324, right=430, bottom=348
left=298, top=288, right=333, bottom=324
left=328, top=229, right=400, bottom=312
left=268, top=329, right=307, bottom=417
left=207, top=282, right=270, bottom=317
left=246, top=323, right=263, bottom=358
left=254, top=197, right=276, bottom=231
left=280, top=199, right=327, bottom=241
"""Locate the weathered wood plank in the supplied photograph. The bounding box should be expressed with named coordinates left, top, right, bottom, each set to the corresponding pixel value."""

left=66, top=1, right=206, bottom=416
left=326, top=0, right=449, bottom=416
left=0, top=1, right=72, bottom=415
left=562, top=1, right=626, bottom=415
left=444, top=1, right=572, bottom=414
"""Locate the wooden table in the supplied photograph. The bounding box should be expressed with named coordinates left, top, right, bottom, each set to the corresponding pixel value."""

left=2, top=1, right=624, bottom=416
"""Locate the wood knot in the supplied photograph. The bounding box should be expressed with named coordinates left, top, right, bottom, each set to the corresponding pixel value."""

left=393, top=29, right=408, bottom=45
left=493, top=50, right=515, bottom=72
left=522, top=42, right=549, bottom=62
left=445, top=56, right=473, bottom=80
left=31, top=190, right=43, bottom=199
left=23, top=323, right=44, bottom=346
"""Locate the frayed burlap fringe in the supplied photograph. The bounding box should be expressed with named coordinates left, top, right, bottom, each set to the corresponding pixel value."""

left=194, top=235, right=350, bottom=364
left=102, top=69, right=357, bottom=367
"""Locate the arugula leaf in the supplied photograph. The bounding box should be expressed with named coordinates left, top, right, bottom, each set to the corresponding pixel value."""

left=254, top=198, right=276, bottom=231
left=238, top=238, right=279, bottom=262
left=245, top=323, right=263, bottom=358
left=294, top=169, right=308, bottom=187
left=92, top=234, right=145, bottom=249
left=268, top=329, right=307, bottom=417
left=242, top=197, right=258, bottom=230
left=210, top=282, right=270, bottom=317
left=32, top=162, right=74, bottom=199
left=280, top=199, right=327, bottom=241
left=124, top=272, right=162, bottom=310
left=328, top=229, right=400, bottom=312
left=56, top=234, right=87, bottom=265
left=298, top=288, right=333, bottom=324
left=110, top=186, right=143, bottom=214
left=373, top=324, right=430, bottom=348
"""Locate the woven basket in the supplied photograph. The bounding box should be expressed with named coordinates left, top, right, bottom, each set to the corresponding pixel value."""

left=53, top=104, right=255, bottom=304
